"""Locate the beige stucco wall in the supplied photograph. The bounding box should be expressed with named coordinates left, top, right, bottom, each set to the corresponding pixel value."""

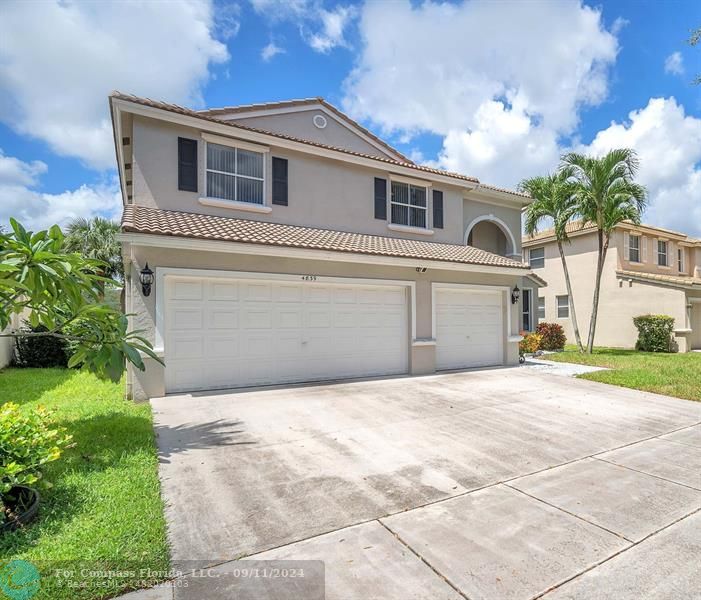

left=532, top=232, right=691, bottom=349
left=690, top=302, right=701, bottom=350
left=225, top=109, right=395, bottom=159
left=125, top=245, right=527, bottom=400
left=131, top=115, right=523, bottom=250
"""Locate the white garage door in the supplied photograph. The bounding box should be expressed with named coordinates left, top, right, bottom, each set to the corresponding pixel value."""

left=435, top=287, right=504, bottom=370
left=164, top=275, right=409, bottom=393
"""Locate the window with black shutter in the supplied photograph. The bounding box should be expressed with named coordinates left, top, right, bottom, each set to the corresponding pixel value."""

left=374, top=177, right=387, bottom=220
left=272, top=157, right=288, bottom=206
left=178, top=137, right=198, bottom=192
left=432, top=190, right=444, bottom=229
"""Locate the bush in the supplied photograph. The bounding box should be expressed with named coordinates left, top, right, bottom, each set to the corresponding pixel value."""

left=0, top=402, right=72, bottom=521
left=536, top=322, right=566, bottom=351
left=13, top=323, right=69, bottom=368
left=633, top=315, right=676, bottom=353
left=519, top=331, right=542, bottom=354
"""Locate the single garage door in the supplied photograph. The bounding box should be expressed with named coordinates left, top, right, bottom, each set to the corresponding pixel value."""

left=435, top=287, right=504, bottom=370
left=164, top=275, right=409, bottom=393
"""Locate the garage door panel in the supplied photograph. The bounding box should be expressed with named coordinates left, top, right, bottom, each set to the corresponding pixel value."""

left=435, top=288, right=504, bottom=371
left=170, top=280, right=203, bottom=301
left=170, top=336, right=204, bottom=359
left=165, top=276, right=408, bottom=393
left=169, top=307, right=203, bottom=330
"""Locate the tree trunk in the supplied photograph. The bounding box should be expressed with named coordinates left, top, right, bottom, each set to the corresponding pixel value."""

left=586, top=231, right=609, bottom=353
left=557, top=240, right=584, bottom=352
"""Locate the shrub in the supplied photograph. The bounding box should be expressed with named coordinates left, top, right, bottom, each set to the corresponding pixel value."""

left=519, top=331, right=542, bottom=354
left=13, top=323, right=69, bottom=368
left=536, top=322, right=566, bottom=351
left=633, top=315, right=676, bottom=352
left=0, top=402, right=72, bottom=521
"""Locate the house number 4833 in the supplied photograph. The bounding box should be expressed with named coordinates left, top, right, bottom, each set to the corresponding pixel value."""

left=301, top=275, right=317, bottom=281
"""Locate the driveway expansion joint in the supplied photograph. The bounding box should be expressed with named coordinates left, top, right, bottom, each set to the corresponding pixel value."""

left=376, top=519, right=471, bottom=600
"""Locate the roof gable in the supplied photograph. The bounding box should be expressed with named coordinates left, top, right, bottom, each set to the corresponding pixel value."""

left=198, top=98, right=412, bottom=163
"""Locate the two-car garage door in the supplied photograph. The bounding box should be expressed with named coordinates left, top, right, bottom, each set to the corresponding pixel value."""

left=164, top=275, right=409, bottom=393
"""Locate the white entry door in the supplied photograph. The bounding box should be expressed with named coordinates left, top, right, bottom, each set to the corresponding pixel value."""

left=163, top=274, right=409, bottom=393
left=434, top=287, right=504, bottom=370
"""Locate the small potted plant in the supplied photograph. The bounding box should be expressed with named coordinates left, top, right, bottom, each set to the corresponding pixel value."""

left=0, top=402, right=72, bottom=532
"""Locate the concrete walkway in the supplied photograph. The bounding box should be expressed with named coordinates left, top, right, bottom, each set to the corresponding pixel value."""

left=126, top=368, right=700, bottom=599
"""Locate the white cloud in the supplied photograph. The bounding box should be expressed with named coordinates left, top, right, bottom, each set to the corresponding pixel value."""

left=0, top=0, right=229, bottom=171
left=261, top=41, right=285, bottom=62
left=574, top=97, right=701, bottom=237
left=664, top=51, right=684, bottom=76
left=250, top=0, right=356, bottom=53
left=0, top=150, right=121, bottom=231
left=343, top=0, right=618, bottom=184
left=306, top=6, right=356, bottom=53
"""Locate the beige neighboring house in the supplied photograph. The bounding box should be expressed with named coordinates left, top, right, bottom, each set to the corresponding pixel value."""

left=110, top=93, right=544, bottom=400
left=523, top=221, right=701, bottom=352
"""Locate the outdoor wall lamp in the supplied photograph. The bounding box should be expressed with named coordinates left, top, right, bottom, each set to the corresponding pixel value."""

left=511, top=285, right=520, bottom=304
left=139, top=263, right=154, bottom=297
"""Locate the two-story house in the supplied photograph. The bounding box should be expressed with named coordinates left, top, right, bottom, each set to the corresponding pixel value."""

left=111, top=93, right=543, bottom=400
left=523, top=221, right=701, bottom=352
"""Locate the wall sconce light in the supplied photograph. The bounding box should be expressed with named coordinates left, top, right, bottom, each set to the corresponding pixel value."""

left=139, top=263, right=154, bottom=297
left=511, top=285, right=520, bottom=304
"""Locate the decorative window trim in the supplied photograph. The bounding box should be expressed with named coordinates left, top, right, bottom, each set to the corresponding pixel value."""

left=678, top=247, right=685, bottom=273
left=202, top=136, right=269, bottom=207
left=537, top=296, right=545, bottom=320
left=389, top=178, right=430, bottom=231
left=387, top=223, right=434, bottom=236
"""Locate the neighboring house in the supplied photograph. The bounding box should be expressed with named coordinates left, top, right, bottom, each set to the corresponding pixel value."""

left=523, top=221, right=701, bottom=352
left=111, top=93, right=543, bottom=400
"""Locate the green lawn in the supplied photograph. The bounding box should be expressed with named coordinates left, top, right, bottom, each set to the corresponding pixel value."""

left=545, top=347, right=701, bottom=401
left=0, top=368, right=169, bottom=599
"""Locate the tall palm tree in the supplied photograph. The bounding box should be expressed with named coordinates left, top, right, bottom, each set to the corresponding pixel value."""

left=519, top=169, right=585, bottom=352
left=562, top=149, right=647, bottom=353
left=64, top=217, right=122, bottom=299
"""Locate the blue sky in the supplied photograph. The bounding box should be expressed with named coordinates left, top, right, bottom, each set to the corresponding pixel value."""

left=1, top=0, right=700, bottom=234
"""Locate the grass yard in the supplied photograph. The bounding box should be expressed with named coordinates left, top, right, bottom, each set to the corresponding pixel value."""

left=546, top=347, right=701, bottom=401
left=0, top=368, right=169, bottom=599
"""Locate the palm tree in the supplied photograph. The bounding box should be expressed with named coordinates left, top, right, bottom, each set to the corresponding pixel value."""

left=64, top=217, right=122, bottom=300
left=519, top=169, right=585, bottom=352
left=561, top=149, right=647, bottom=353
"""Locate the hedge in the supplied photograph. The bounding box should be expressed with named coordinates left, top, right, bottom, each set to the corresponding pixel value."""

left=633, top=315, right=676, bottom=353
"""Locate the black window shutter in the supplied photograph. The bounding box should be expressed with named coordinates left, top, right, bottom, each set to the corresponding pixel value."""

left=433, top=190, right=444, bottom=229
left=178, top=137, right=198, bottom=192
left=272, top=157, right=288, bottom=206
left=374, top=177, right=387, bottom=220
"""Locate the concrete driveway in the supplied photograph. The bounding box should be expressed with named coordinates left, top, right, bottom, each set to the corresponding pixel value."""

left=149, top=368, right=701, bottom=600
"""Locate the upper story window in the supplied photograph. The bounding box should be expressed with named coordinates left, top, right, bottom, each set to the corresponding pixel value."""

left=657, top=240, right=668, bottom=267
left=206, top=142, right=265, bottom=205
left=390, top=181, right=427, bottom=228
left=628, top=234, right=641, bottom=263
left=678, top=248, right=685, bottom=273
left=529, top=247, right=545, bottom=269
left=537, top=296, right=545, bottom=320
